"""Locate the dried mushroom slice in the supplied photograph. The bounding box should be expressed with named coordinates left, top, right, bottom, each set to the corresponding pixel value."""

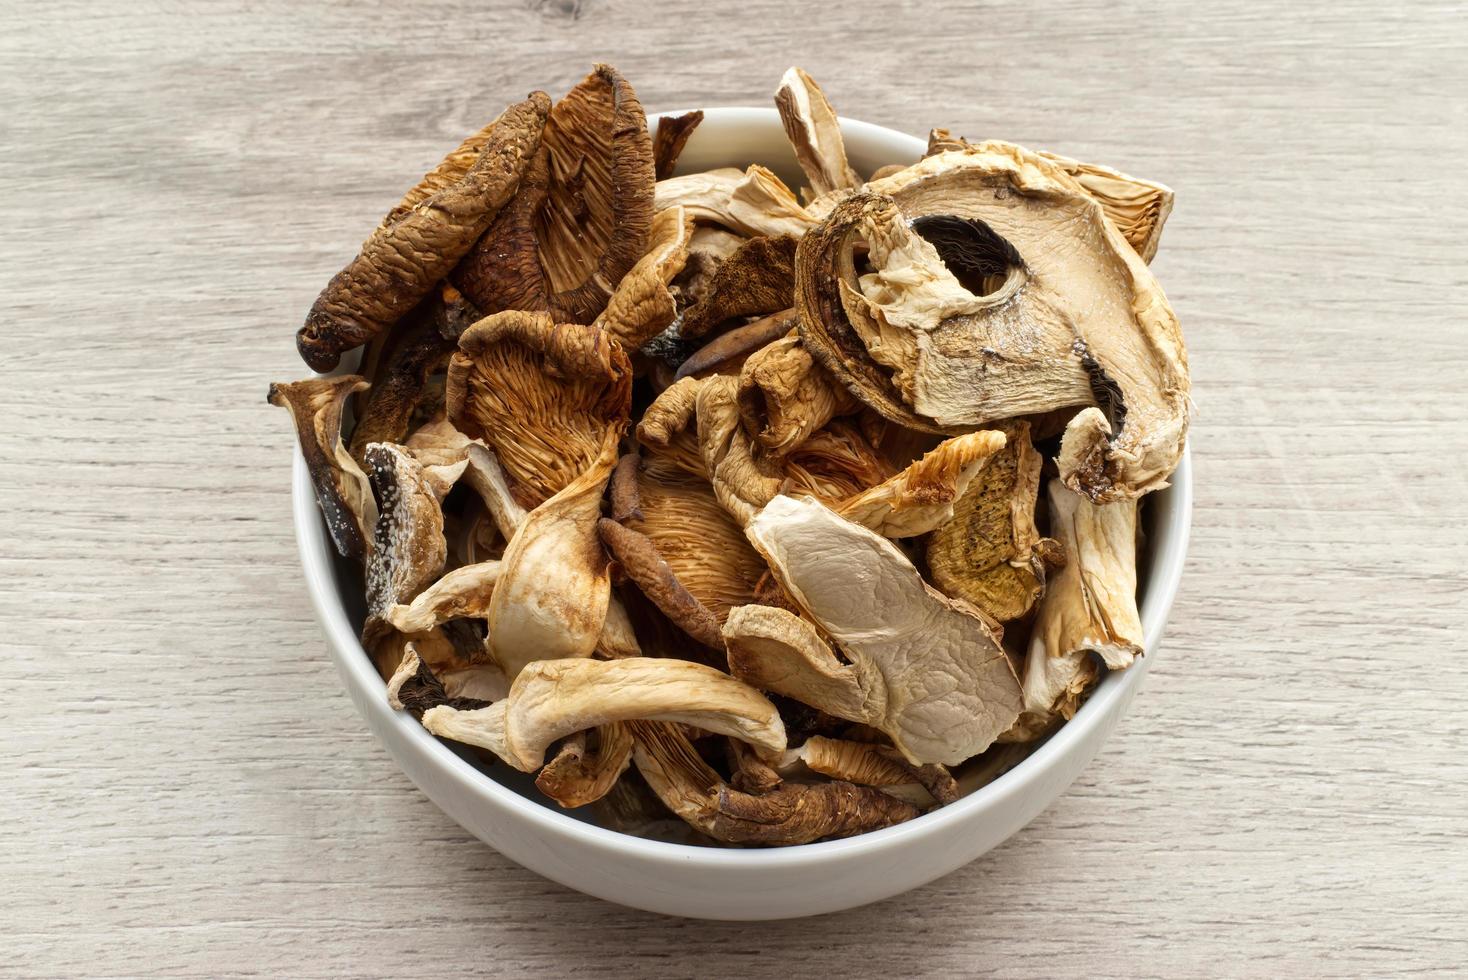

left=446, top=311, right=632, bottom=508
left=927, top=421, right=1063, bottom=622
left=598, top=518, right=724, bottom=649
left=348, top=315, right=455, bottom=464
left=779, top=420, right=896, bottom=501
left=791, top=736, right=959, bottom=807
left=297, top=92, right=550, bottom=371
left=736, top=330, right=858, bottom=456
left=535, top=723, right=635, bottom=808
left=485, top=433, right=619, bottom=680
left=816, top=146, right=1188, bottom=501
left=536, top=64, right=657, bottom=324
left=655, top=165, right=817, bottom=238
left=926, top=129, right=1174, bottom=262
left=1033, top=479, right=1142, bottom=671
left=593, top=206, right=694, bottom=349
left=652, top=110, right=703, bottom=180
left=630, top=721, right=918, bottom=846
left=724, top=603, right=882, bottom=725
left=421, top=657, right=787, bottom=771
left=672, top=225, right=747, bottom=309
left=774, top=67, right=862, bottom=197
left=450, top=145, right=552, bottom=315
left=363, top=443, right=451, bottom=640
left=676, top=309, right=795, bottom=381
left=678, top=234, right=799, bottom=338
left=266, top=376, right=377, bottom=560
left=743, top=495, right=1023, bottom=765
left=1006, top=641, right=1099, bottom=743
left=834, top=429, right=1006, bottom=538
left=385, top=560, right=501, bottom=634
left=636, top=376, right=708, bottom=479
left=696, top=375, right=785, bottom=526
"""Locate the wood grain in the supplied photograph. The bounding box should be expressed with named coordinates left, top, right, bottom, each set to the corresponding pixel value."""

left=3, top=0, right=1466, bottom=975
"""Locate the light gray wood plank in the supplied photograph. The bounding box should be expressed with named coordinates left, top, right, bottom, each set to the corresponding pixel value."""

left=3, top=0, right=1466, bottom=975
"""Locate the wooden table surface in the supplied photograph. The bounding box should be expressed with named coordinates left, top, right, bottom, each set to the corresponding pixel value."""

left=5, top=0, right=1466, bottom=975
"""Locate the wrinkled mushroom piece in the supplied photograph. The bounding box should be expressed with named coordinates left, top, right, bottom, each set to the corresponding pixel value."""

left=741, top=495, right=1023, bottom=765
left=800, top=146, right=1189, bottom=500
left=363, top=444, right=452, bottom=632
left=676, top=309, right=795, bottom=381
left=696, top=375, right=785, bottom=526
left=790, top=735, right=959, bottom=807
left=926, top=129, right=1174, bottom=262
left=652, top=110, right=704, bottom=180
left=774, top=67, right=862, bottom=197
left=679, top=234, right=799, bottom=338
left=630, top=721, right=918, bottom=845
left=348, top=315, right=455, bottom=464
left=593, top=206, right=695, bottom=348
left=655, top=165, right=817, bottom=239
left=297, top=92, right=550, bottom=371
left=421, top=656, right=787, bottom=771
left=385, top=560, right=502, bottom=634
left=834, top=428, right=1006, bottom=537
left=535, top=723, right=635, bottom=808
left=926, top=422, right=1065, bottom=621
left=451, top=145, right=552, bottom=315
left=671, top=225, right=747, bottom=310
left=485, top=434, right=618, bottom=680
left=1033, top=479, right=1142, bottom=671
left=736, top=330, right=858, bottom=456
left=636, top=375, right=708, bottom=479
left=536, top=64, right=657, bottom=324
left=779, top=420, right=896, bottom=501
left=266, top=376, right=377, bottom=560
left=446, top=311, right=632, bottom=508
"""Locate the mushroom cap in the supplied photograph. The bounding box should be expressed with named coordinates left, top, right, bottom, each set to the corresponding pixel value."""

left=654, top=165, right=816, bottom=239
left=774, top=67, right=863, bottom=198
left=593, top=205, right=695, bottom=349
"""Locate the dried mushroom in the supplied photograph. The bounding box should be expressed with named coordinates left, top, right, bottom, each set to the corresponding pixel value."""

left=267, top=375, right=377, bottom=560
left=740, top=495, right=1023, bottom=765
left=277, top=65, right=1186, bottom=847
left=926, top=421, right=1064, bottom=621
left=446, top=310, right=631, bottom=507
left=799, top=146, right=1189, bottom=500
left=297, top=92, right=550, bottom=371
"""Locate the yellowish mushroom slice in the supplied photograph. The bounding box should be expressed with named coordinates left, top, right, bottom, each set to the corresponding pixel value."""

left=485, top=434, right=619, bottom=680
left=736, top=330, right=859, bottom=456
left=535, top=722, right=635, bottom=808
left=266, top=375, right=377, bottom=560
left=1034, top=478, right=1142, bottom=671
left=636, top=376, right=709, bottom=480
left=926, top=421, right=1065, bottom=622
left=593, top=205, right=694, bottom=349
left=741, top=495, right=1023, bottom=765
left=696, top=375, right=785, bottom=526
left=446, top=310, right=632, bottom=508
left=774, top=67, right=862, bottom=197
left=927, top=129, right=1174, bottom=263
left=630, top=721, right=919, bottom=846
left=779, top=420, right=896, bottom=501
left=655, top=165, right=817, bottom=238
left=536, top=64, right=657, bottom=325
left=789, top=735, right=959, bottom=807
left=421, top=656, right=787, bottom=771
left=296, top=92, right=550, bottom=371
left=798, top=144, right=1190, bottom=501
left=834, top=428, right=1007, bottom=537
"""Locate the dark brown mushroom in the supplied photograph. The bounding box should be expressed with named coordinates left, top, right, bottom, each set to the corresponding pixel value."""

left=597, top=518, right=725, bottom=649
left=450, top=145, right=552, bottom=315
left=652, top=110, right=704, bottom=180
left=678, top=234, right=799, bottom=338
left=296, top=92, right=551, bottom=371
left=674, top=309, right=795, bottom=381
left=348, top=315, right=455, bottom=464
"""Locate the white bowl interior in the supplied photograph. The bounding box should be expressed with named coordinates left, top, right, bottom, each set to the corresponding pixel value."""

left=291, top=106, right=1192, bottom=912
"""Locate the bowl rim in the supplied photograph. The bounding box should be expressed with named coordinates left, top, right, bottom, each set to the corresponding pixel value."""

left=292, top=105, right=1193, bottom=868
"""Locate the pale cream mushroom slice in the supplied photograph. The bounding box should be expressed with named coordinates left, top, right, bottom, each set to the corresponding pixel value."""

left=630, top=720, right=919, bottom=846
left=1033, top=478, right=1142, bottom=672
left=926, top=421, right=1066, bottom=622
left=385, top=560, right=502, bottom=634
left=736, top=330, right=859, bottom=456
left=927, top=128, right=1174, bottom=263
left=484, top=433, right=619, bottom=680
left=654, top=165, right=817, bottom=239
left=593, top=205, right=695, bottom=349
left=446, top=310, right=632, bottom=508
left=267, top=375, right=377, bottom=560
left=421, top=656, right=787, bottom=771
left=739, top=495, right=1023, bottom=765
left=833, top=428, right=1007, bottom=537
left=798, top=145, right=1189, bottom=501
left=774, top=67, right=862, bottom=197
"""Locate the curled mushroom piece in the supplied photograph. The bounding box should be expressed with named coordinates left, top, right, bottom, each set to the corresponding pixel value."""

left=774, top=67, right=861, bottom=197
left=266, top=375, right=377, bottom=560
left=450, top=145, right=552, bottom=315
left=675, top=309, right=794, bottom=381
left=695, top=375, right=785, bottom=526
left=652, top=110, right=703, bottom=180
left=385, top=560, right=501, bottom=634
left=799, top=146, right=1189, bottom=500
left=362, top=444, right=452, bottom=646
left=535, top=723, right=635, bottom=808
left=834, top=428, right=1006, bottom=537
left=485, top=434, right=619, bottom=680
left=926, top=129, right=1174, bottom=263
left=926, top=422, right=1066, bottom=622
left=739, top=495, right=1023, bottom=765
left=421, top=656, right=787, bottom=771
left=790, top=735, right=959, bottom=807
left=655, top=165, right=817, bottom=239
left=348, top=315, right=455, bottom=464
left=736, top=329, right=858, bottom=456
left=679, top=234, right=798, bottom=338
left=630, top=721, right=919, bottom=845
left=446, top=311, right=632, bottom=507
left=780, top=420, right=896, bottom=501
left=593, top=206, right=695, bottom=349
left=296, top=92, right=551, bottom=371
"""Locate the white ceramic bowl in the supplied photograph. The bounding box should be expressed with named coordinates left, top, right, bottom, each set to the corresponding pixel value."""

left=292, top=107, right=1193, bottom=920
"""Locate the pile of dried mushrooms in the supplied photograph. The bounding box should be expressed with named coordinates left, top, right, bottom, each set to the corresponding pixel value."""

left=270, top=65, right=1188, bottom=847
